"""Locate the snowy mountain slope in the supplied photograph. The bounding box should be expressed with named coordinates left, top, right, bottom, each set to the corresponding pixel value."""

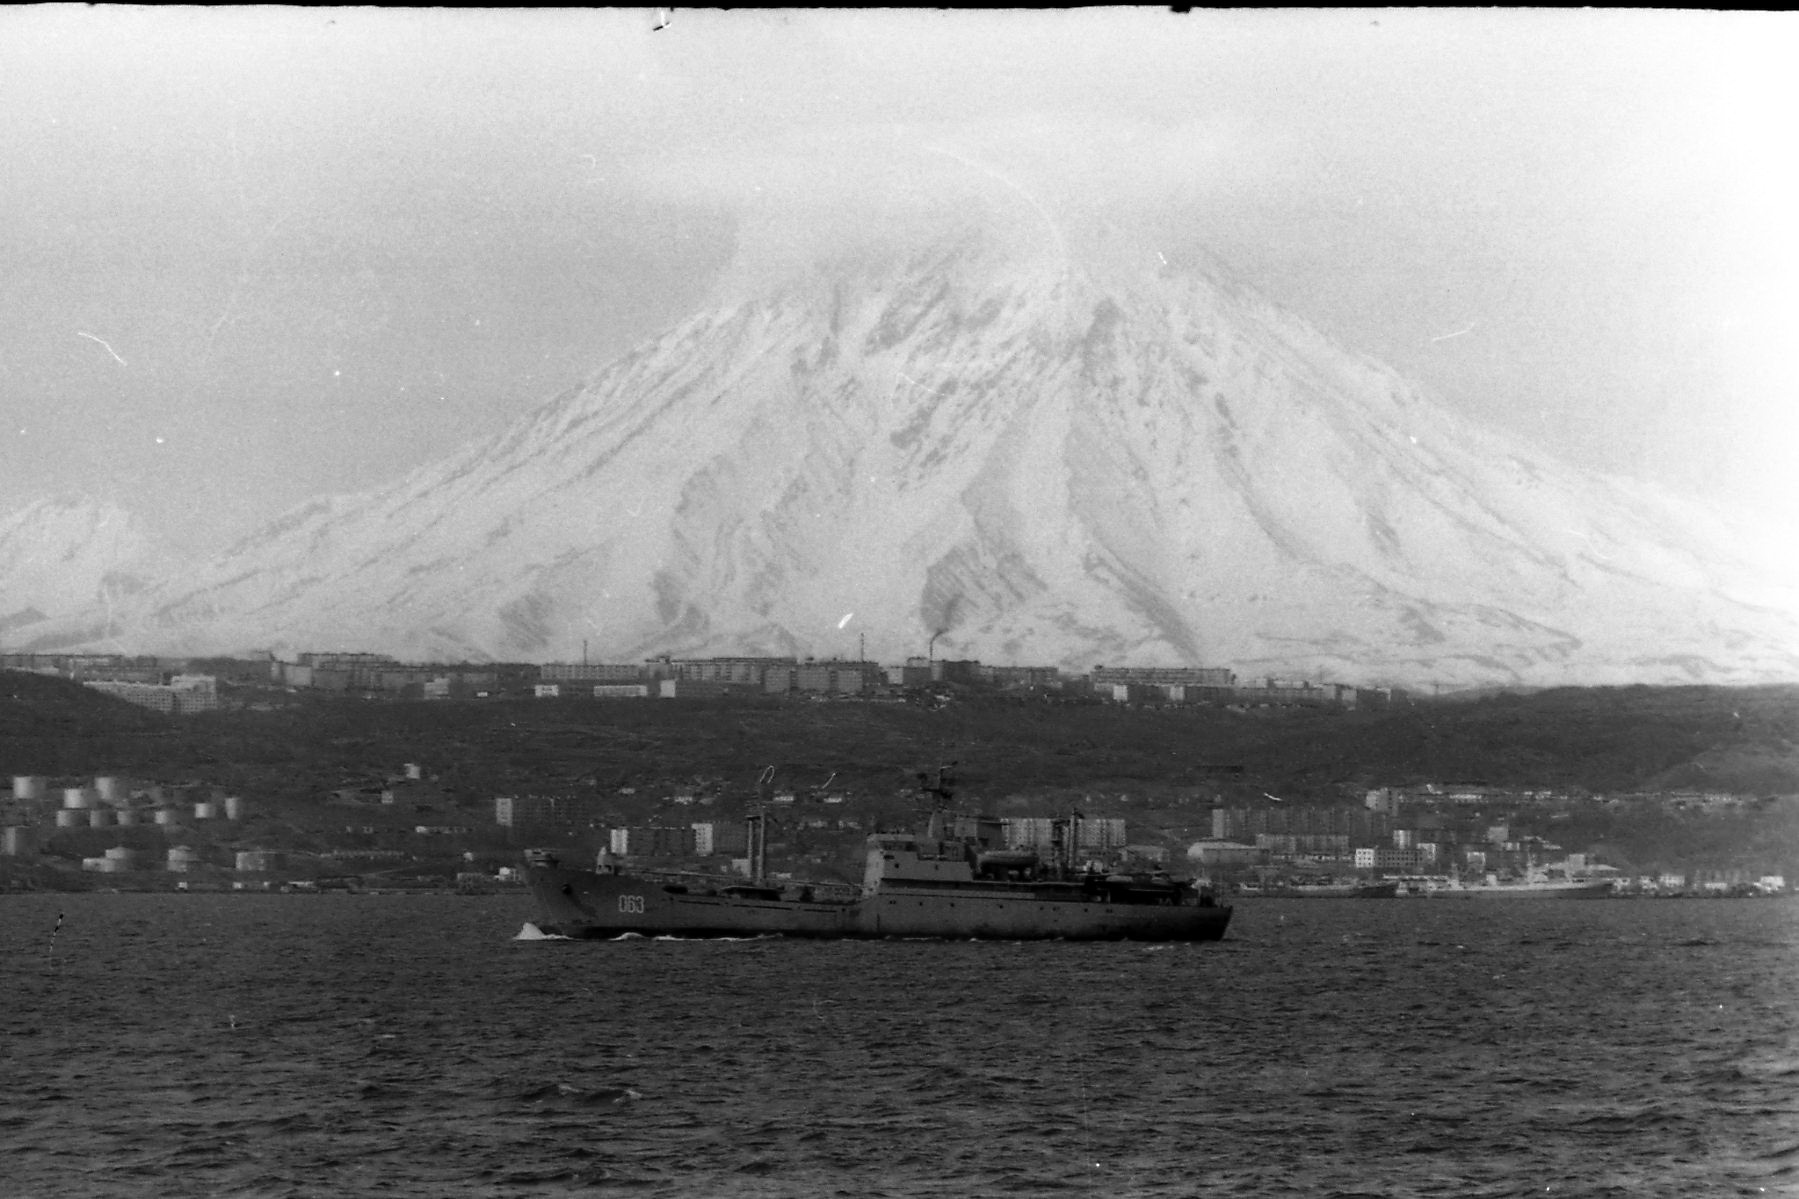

left=18, top=226, right=1799, bottom=685
left=0, top=497, right=181, bottom=639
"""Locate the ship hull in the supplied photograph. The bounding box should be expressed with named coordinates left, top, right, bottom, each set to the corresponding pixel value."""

left=1430, top=881, right=1614, bottom=899
left=526, top=865, right=1233, bottom=942
left=1271, top=882, right=1399, bottom=898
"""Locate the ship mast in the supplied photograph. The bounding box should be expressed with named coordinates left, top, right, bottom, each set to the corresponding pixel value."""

left=748, top=764, right=775, bottom=884
left=916, top=762, right=956, bottom=840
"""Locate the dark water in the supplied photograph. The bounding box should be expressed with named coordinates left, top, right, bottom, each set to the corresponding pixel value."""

left=4, top=893, right=1796, bottom=1198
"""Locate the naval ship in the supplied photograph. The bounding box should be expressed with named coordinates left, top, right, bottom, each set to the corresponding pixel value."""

left=522, top=767, right=1232, bottom=941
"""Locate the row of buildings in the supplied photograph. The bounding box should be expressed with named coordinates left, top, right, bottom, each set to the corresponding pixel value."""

left=1363, top=784, right=1779, bottom=818
left=2, top=650, right=1408, bottom=712
left=82, top=675, right=219, bottom=714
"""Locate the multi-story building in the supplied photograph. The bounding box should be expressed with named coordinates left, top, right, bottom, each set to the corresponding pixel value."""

left=1364, top=788, right=1402, bottom=816
left=70, top=655, right=166, bottom=683
left=85, top=680, right=179, bottom=713
left=796, top=659, right=883, bottom=695
left=658, top=679, right=735, bottom=699
left=1092, top=665, right=1235, bottom=688
left=1002, top=817, right=1054, bottom=849
left=592, top=684, right=651, bottom=699
left=493, top=793, right=608, bottom=830
left=542, top=662, right=649, bottom=682
left=169, top=675, right=218, bottom=712
left=1108, top=683, right=1163, bottom=704
left=1254, top=833, right=1352, bottom=859
left=984, top=665, right=1063, bottom=689
left=1162, top=684, right=1237, bottom=704
left=609, top=826, right=698, bottom=856
left=1354, top=846, right=1427, bottom=872
left=1076, top=817, right=1128, bottom=852
left=1000, top=815, right=1127, bottom=853
left=931, top=659, right=982, bottom=684
left=1232, top=678, right=1332, bottom=707
left=691, top=821, right=750, bottom=856
left=298, top=652, right=397, bottom=670
left=84, top=674, right=218, bottom=715
left=655, top=657, right=796, bottom=686
left=1213, top=805, right=1391, bottom=842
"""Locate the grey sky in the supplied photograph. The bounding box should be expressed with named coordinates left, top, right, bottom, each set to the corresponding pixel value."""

left=3, top=7, right=1794, bottom=556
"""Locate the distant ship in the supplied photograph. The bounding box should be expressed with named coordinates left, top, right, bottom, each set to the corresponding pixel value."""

left=522, top=768, right=1233, bottom=941
left=1241, top=877, right=1398, bottom=898
left=1291, top=879, right=1398, bottom=898
left=1429, top=863, right=1613, bottom=900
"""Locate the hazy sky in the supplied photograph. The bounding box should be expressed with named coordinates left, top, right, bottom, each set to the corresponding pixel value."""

left=3, top=7, right=1795, bottom=556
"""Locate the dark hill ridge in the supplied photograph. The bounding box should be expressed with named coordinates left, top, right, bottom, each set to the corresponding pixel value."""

left=2, top=669, right=173, bottom=738
left=3, top=671, right=1796, bottom=803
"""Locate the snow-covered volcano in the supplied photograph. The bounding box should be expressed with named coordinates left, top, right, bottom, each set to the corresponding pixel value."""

left=0, top=497, right=180, bottom=639
left=17, top=226, right=1799, bottom=685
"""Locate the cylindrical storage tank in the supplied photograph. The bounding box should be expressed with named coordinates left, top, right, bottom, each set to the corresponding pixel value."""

left=405, top=763, right=423, bottom=780
left=145, top=785, right=165, bottom=804
left=12, top=776, right=47, bottom=801
left=88, top=808, right=114, bottom=829
left=63, top=788, right=93, bottom=810
left=167, top=845, right=199, bottom=872
left=94, top=776, right=125, bottom=803
left=193, top=802, right=216, bottom=820
left=2, top=826, right=37, bottom=856
left=82, top=856, right=108, bottom=872
left=94, top=857, right=128, bottom=874
left=55, top=809, right=82, bottom=828
left=235, top=850, right=262, bottom=872
left=154, top=808, right=178, bottom=826
left=116, top=809, right=139, bottom=827
left=104, top=846, right=139, bottom=866
left=223, top=796, right=244, bottom=821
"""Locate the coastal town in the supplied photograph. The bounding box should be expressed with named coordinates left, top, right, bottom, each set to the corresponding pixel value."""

left=1, top=651, right=1791, bottom=899
left=0, top=649, right=1407, bottom=710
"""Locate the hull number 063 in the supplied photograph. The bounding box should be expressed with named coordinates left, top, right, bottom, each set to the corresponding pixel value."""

left=617, top=894, right=646, bottom=914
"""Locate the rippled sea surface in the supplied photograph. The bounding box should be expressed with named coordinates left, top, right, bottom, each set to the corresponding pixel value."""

left=4, top=892, right=1797, bottom=1198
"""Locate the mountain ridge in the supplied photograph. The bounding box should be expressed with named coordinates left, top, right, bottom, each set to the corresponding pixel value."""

left=10, top=228, right=1797, bottom=686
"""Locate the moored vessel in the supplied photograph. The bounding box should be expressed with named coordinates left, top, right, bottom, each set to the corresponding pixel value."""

left=1253, top=877, right=1398, bottom=898
left=523, top=767, right=1232, bottom=941
left=1430, top=863, right=1613, bottom=899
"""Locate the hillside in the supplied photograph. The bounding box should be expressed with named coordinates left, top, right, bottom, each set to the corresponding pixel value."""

left=6, top=673, right=1796, bottom=803
left=6, top=675, right=1797, bottom=884
left=0, top=669, right=180, bottom=773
